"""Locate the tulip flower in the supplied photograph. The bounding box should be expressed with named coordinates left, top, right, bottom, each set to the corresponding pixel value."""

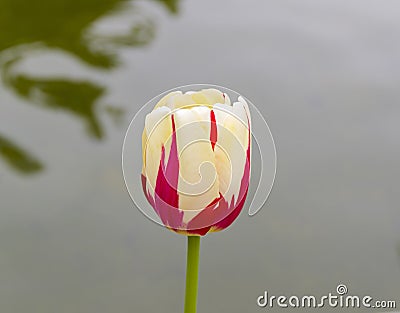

left=141, top=88, right=251, bottom=235
left=141, top=88, right=251, bottom=313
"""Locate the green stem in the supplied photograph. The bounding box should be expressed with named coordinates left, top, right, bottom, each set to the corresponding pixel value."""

left=184, top=235, right=200, bottom=313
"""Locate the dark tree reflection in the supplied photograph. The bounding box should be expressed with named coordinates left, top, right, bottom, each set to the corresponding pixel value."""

left=8, top=75, right=106, bottom=139
left=0, top=134, right=43, bottom=174
left=0, top=0, right=179, bottom=174
left=0, top=0, right=175, bottom=68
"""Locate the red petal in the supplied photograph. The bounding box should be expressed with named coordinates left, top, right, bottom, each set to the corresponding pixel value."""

left=210, top=109, right=217, bottom=151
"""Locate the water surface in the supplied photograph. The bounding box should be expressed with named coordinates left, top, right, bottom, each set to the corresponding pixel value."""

left=1, top=1, right=399, bottom=312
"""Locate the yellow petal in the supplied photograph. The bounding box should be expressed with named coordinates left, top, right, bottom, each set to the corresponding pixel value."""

left=213, top=101, right=250, bottom=203
left=191, top=88, right=225, bottom=106
left=143, top=106, right=172, bottom=191
left=171, top=106, right=220, bottom=220
left=154, top=91, right=182, bottom=109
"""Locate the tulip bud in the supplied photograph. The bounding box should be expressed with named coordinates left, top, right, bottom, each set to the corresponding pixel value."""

left=141, top=88, right=251, bottom=236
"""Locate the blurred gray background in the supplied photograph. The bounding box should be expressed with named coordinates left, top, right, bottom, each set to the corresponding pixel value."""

left=0, top=0, right=399, bottom=312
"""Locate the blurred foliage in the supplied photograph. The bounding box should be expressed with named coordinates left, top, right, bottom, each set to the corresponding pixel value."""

left=155, top=0, right=179, bottom=13
left=7, top=75, right=106, bottom=139
left=0, top=134, right=43, bottom=175
left=104, top=105, right=125, bottom=125
left=0, top=0, right=177, bottom=68
left=0, top=0, right=179, bottom=174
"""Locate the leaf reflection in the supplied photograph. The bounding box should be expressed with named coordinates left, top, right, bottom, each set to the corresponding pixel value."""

left=0, top=134, right=43, bottom=175
left=0, top=0, right=179, bottom=174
